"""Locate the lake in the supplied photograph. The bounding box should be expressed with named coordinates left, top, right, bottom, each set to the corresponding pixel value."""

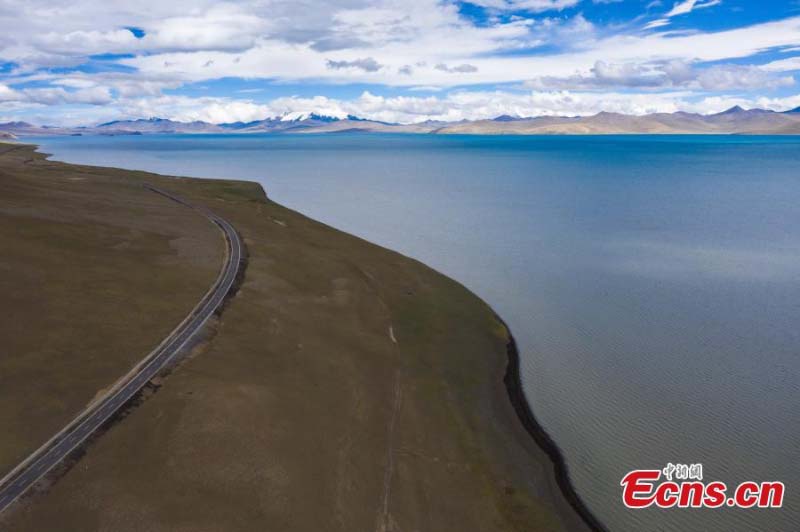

left=30, top=133, right=800, bottom=531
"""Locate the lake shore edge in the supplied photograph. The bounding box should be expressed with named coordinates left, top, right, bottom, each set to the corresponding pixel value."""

left=499, top=313, right=608, bottom=532
left=4, top=141, right=596, bottom=530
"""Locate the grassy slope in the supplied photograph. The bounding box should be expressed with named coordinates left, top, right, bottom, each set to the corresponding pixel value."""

left=1, top=144, right=586, bottom=531
left=0, top=144, right=220, bottom=477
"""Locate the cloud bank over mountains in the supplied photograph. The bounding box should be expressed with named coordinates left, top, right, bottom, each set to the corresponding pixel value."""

left=0, top=0, right=799, bottom=125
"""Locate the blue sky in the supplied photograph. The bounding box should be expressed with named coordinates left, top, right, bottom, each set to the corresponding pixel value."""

left=1, top=0, right=799, bottom=125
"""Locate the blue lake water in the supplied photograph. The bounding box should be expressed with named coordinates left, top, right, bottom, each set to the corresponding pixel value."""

left=30, top=134, right=800, bottom=531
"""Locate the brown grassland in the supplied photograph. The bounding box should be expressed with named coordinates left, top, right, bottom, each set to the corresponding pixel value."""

left=0, top=143, right=586, bottom=531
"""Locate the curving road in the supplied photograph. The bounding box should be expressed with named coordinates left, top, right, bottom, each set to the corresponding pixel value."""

left=0, top=185, right=242, bottom=515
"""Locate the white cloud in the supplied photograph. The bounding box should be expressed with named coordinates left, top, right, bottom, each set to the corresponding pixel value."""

left=32, top=86, right=113, bottom=105
left=94, top=94, right=273, bottom=124
left=0, top=83, right=112, bottom=105
left=525, top=60, right=795, bottom=90
left=665, top=0, right=721, bottom=18
left=646, top=0, right=721, bottom=30
left=0, top=83, right=20, bottom=101
left=761, top=56, right=800, bottom=73
left=113, top=15, right=800, bottom=89
left=644, top=18, right=670, bottom=29
left=1, top=2, right=797, bottom=91
left=1, top=0, right=799, bottom=124
left=34, top=29, right=138, bottom=56
left=52, top=78, right=98, bottom=89
left=326, top=57, right=383, bottom=72
left=434, top=63, right=479, bottom=73
left=464, top=0, right=581, bottom=12
left=696, top=65, right=794, bottom=90
left=143, top=5, right=267, bottom=53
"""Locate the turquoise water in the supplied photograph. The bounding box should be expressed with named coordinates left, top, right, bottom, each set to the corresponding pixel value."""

left=31, top=134, right=800, bottom=531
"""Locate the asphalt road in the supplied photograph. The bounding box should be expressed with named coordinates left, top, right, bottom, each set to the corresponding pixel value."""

left=0, top=185, right=242, bottom=515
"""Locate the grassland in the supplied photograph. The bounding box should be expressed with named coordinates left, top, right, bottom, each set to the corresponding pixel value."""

left=0, top=143, right=221, bottom=478
left=0, top=143, right=587, bottom=531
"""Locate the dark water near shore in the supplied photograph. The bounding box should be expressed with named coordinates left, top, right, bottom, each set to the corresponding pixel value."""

left=31, top=134, right=800, bottom=531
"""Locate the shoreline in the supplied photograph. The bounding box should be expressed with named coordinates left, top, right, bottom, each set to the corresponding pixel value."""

left=9, top=140, right=599, bottom=529
left=498, top=316, right=608, bottom=532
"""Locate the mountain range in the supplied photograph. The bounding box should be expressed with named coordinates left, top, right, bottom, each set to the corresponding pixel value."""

left=3, top=107, right=800, bottom=137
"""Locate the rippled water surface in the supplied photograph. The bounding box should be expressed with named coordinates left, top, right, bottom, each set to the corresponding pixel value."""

left=31, top=134, right=800, bottom=531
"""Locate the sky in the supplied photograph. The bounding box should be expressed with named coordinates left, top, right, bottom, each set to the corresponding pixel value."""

left=1, top=0, right=800, bottom=125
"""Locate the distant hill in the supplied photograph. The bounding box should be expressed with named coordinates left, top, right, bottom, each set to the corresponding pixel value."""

left=0, top=121, right=74, bottom=136
left=3, top=107, right=800, bottom=137
left=434, top=107, right=800, bottom=135
left=285, top=118, right=442, bottom=134
left=95, top=117, right=225, bottom=134
left=0, top=121, right=34, bottom=131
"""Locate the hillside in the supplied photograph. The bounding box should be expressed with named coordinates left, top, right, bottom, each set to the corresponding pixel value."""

left=0, top=143, right=586, bottom=532
left=0, top=142, right=222, bottom=481
left=95, top=117, right=226, bottom=134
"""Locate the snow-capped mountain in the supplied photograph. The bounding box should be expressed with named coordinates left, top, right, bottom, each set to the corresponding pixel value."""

left=3, top=107, right=800, bottom=137
left=278, top=111, right=347, bottom=122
